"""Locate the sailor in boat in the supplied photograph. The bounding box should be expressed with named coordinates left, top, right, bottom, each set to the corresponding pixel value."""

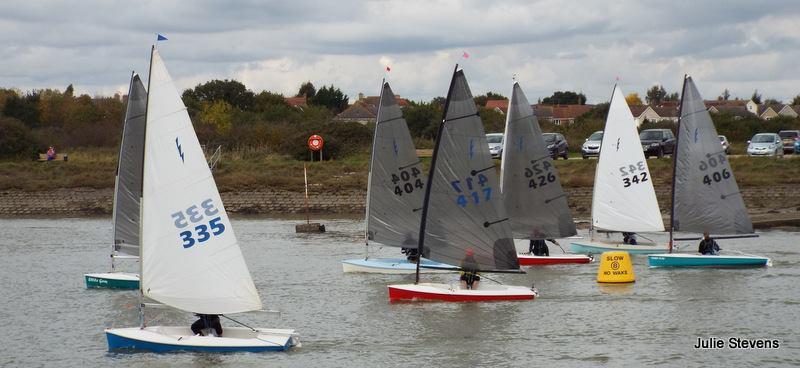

left=622, top=232, right=638, bottom=245
left=528, top=229, right=560, bottom=256
left=401, top=247, right=419, bottom=262
left=698, top=231, right=721, bottom=255
left=459, top=248, right=480, bottom=290
left=191, top=314, right=223, bottom=337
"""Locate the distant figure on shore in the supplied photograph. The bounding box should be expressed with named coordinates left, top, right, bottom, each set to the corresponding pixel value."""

left=622, top=232, right=638, bottom=245
left=698, top=231, right=721, bottom=255
left=191, top=314, right=223, bottom=337
left=46, top=146, right=56, bottom=161
left=459, top=248, right=480, bottom=290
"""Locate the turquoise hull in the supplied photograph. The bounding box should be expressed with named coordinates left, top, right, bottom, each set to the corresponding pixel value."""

left=85, top=273, right=139, bottom=289
left=648, top=254, right=770, bottom=268
left=570, top=241, right=667, bottom=255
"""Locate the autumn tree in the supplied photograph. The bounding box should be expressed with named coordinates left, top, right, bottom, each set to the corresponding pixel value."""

left=625, top=93, right=643, bottom=105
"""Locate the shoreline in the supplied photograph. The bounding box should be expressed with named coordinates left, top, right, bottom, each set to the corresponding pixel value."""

left=2, top=185, right=798, bottom=229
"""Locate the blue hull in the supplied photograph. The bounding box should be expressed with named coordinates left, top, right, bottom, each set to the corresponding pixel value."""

left=570, top=242, right=667, bottom=255
left=648, top=254, right=770, bottom=268
left=106, top=332, right=292, bottom=353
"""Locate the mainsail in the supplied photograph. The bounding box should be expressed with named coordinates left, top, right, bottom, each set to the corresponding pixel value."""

left=419, top=68, right=519, bottom=271
left=365, top=82, right=424, bottom=248
left=672, top=76, right=753, bottom=234
left=500, top=82, right=577, bottom=239
left=592, top=85, right=664, bottom=232
left=141, top=48, right=262, bottom=314
left=112, top=73, right=147, bottom=257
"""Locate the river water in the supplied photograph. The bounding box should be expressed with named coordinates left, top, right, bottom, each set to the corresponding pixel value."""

left=1, top=217, right=798, bottom=367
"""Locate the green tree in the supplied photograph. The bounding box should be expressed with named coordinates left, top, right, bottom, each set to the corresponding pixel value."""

left=3, top=91, right=41, bottom=127
left=404, top=102, right=441, bottom=139
left=479, top=107, right=505, bottom=133
left=763, top=98, right=781, bottom=105
left=0, top=116, right=38, bottom=158
left=297, top=81, right=316, bottom=98
left=665, top=92, right=679, bottom=101
left=182, top=79, right=255, bottom=113
left=792, top=95, right=800, bottom=106
left=645, top=85, right=667, bottom=105
left=310, top=85, right=349, bottom=114
left=719, top=89, right=730, bottom=101
left=541, top=91, right=586, bottom=105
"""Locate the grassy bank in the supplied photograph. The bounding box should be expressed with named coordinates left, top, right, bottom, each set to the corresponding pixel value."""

left=1, top=147, right=798, bottom=192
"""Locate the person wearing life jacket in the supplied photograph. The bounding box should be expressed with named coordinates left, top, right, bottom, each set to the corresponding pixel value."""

left=698, top=231, right=721, bottom=255
left=459, top=248, right=480, bottom=290
left=46, top=146, right=56, bottom=161
left=191, top=314, right=223, bottom=337
left=622, top=232, right=638, bottom=245
left=528, top=228, right=559, bottom=256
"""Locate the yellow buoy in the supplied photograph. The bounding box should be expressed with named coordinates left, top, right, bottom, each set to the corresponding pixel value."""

left=597, top=251, right=635, bottom=283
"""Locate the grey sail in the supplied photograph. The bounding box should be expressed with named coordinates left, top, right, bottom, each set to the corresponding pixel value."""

left=420, top=69, right=519, bottom=271
left=366, top=82, right=425, bottom=248
left=500, top=82, right=577, bottom=239
left=112, top=73, right=147, bottom=256
left=672, top=76, right=753, bottom=234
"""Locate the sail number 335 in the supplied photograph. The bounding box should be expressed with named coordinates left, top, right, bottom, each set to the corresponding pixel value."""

left=171, top=198, right=226, bottom=249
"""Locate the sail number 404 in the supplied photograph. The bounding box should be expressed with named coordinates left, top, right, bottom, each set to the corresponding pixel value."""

left=451, top=173, right=491, bottom=207
left=619, top=161, right=649, bottom=188
left=391, top=167, right=424, bottom=196
left=171, top=198, right=226, bottom=249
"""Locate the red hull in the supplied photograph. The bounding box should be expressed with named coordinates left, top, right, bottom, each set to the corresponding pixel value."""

left=517, top=255, right=592, bottom=266
left=387, top=286, right=535, bottom=302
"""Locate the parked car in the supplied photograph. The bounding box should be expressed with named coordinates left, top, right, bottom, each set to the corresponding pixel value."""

left=778, top=130, right=800, bottom=154
left=486, top=133, right=504, bottom=158
left=639, top=129, right=676, bottom=158
left=581, top=131, right=603, bottom=159
left=747, top=133, right=784, bottom=157
left=543, top=132, right=569, bottom=159
left=718, top=135, right=731, bottom=154
left=795, top=139, right=800, bottom=154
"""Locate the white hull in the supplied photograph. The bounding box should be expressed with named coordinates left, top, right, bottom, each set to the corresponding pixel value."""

left=341, top=258, right=457, bottom=274
left=388, top=282, right=537, bottom=301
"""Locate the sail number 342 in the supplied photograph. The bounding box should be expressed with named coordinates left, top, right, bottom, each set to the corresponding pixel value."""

left=619, top=161, right=649, bottom=188
left=171, top=198, right=226, bottom=249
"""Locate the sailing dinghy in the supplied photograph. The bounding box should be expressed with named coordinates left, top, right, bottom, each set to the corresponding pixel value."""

left=500, top=81, right=590, bottom=266
left=570, top=85, right=668, bottom=255
left=106, top=47, right=299, bottom=352
left=341, top=81, right=456, bottom=274
left=388, top=67, right=536, bottom=302
left=648, top=76, right=769, bottom=268
left=85, top=72, right=146, bottom=289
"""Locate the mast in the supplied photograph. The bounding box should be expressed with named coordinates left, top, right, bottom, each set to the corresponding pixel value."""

left=363, top=79, right=385, bottom=259
left=416, top=64, right=459, bottom=284
left=139, top=45, right=155, bottom=313
left=668, top=75, right=688, bottom=253
left=589, top=84, right=615, bottom=241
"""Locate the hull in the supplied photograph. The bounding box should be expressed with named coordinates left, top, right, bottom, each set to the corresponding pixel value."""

left=85, top=272, right=139, bottom=289
left=517, top=253, right=593, bottom=265
left=106, top=326, right=300, bottom=353
left=570, top=241, right=668, bottom=255
left=341, top=258, right=458, bottom=274
left=388, top=282, right=536, bottom=302
left=648, top=253, right=771, bottom=268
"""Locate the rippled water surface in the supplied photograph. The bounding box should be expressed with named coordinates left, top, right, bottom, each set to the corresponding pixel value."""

left=1, top=217, right=798, bottom=367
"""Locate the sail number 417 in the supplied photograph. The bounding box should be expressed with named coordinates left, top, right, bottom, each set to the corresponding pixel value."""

left=170, top=198, right=226, bottom=249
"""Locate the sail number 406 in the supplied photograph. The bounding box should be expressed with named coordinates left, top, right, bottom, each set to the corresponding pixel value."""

left=619, top=161, right=649, bottom=188
left=698, top=154, right=730, bottom=186
left=171, top=198, right=226, bottom=249
left=451, top=173, right=491, bottom=207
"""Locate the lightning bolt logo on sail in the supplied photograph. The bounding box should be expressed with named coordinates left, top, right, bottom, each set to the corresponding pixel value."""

left=175, top=137, right=184, bottom=163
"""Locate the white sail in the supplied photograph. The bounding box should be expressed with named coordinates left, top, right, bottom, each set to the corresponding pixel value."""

left=141, top=49, right=262, bottom=314
left=591, top=85, right=664, bottom=232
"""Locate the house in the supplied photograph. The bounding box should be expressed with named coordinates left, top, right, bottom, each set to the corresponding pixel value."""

left=758, top=105, right=782, bottom=120
left=630, top=105, right=660, bottom=126
left=334, top=93, right=409, bottom=124
left=651, top=106, right=679, bottom=123
left=708, top=105, right=750, bottom=119
left=284, top=96, right=307, bottom=108
left=485, top=99, right=509, bottom=114
left=544, top=104, right=595, bottom=125
left=777, top=105, right=799, bottom=118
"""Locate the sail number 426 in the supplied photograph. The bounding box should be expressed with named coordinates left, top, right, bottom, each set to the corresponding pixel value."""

left=171, top=198, right=226, bottom=249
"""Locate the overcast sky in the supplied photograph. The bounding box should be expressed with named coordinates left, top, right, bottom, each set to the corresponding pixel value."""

left=1, top=0, right=799, bottom=104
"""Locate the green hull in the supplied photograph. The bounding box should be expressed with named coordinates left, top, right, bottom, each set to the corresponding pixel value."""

left=85, top=274, right=139, bottom=289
